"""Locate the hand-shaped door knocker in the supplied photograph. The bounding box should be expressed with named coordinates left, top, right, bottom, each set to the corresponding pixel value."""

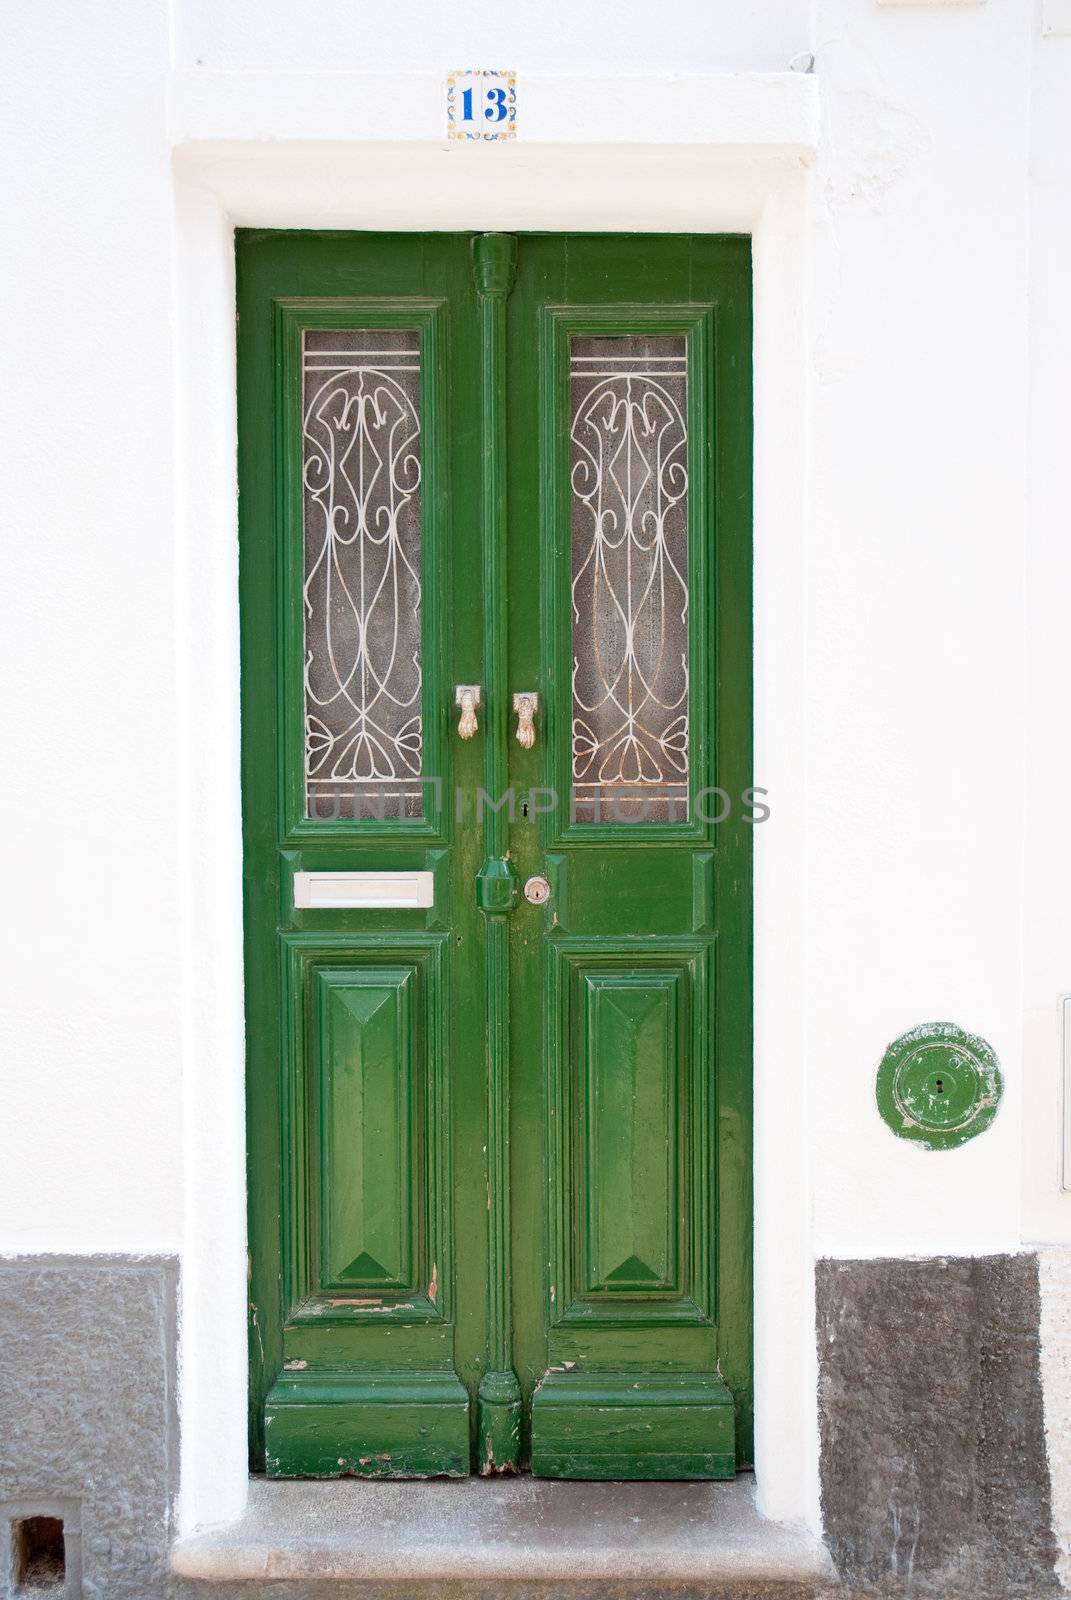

left=455, top=685, right=481, bottom=740
left=512, top=692, right=539, bottom=749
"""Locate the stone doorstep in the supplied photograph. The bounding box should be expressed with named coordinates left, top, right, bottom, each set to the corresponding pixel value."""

left=170, top=1475, right=833, bottom=1591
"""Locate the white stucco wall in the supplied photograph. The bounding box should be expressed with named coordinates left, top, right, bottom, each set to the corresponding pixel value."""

left=173, top=0, right=813, bottom=74
left=1025, top=8, right=1071, bottom=1247
left=808, top=0, right=1030, bottom=1259
left=0, top=1, right=182, bottom=1253
left=1, top=0, right=1068, bottom=1550
left=1028, top=12, right=1071, bottom=1578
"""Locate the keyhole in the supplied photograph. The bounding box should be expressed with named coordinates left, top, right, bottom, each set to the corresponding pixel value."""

left=935, top=1078, right=944, bottom=1094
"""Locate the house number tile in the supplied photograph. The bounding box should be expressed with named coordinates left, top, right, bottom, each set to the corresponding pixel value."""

left=447, top=70, right=517, bottom=141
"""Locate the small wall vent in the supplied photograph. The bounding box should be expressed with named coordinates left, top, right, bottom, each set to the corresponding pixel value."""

left=1, top=1501, right=81, bottom=1600
left=12, top=1517, right=65, bottom=1592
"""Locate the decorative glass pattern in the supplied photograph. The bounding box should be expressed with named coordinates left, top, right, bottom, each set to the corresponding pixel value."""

left=570, top=335, right=690, bottom=824
left=302, top=329, right=423, bottom=821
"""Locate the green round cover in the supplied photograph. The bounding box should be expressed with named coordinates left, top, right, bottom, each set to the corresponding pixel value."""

left=876, top=1021, right=1002, bottom=1150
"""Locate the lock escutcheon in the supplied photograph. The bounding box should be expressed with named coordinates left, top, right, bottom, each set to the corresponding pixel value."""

left=523, top=875, right=551, bottom=906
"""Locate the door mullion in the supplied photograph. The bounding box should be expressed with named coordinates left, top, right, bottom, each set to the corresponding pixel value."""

left=471, top=233, right=523, bottom=1474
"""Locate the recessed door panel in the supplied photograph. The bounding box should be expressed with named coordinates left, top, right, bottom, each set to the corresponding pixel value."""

left=281, top=935, right=450, bottom=1330
left=579, top=969, right=681, bottom=1298
left=316, top=965, right=417, bottom=1293
left=546, top=945, right=713, bottom=1332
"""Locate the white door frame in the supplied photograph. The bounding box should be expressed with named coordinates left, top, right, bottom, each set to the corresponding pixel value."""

left=170, top=72, right=818, bottom=1536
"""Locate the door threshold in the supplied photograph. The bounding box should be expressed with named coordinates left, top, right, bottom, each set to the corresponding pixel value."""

left=171, top=1474, right=833, bottom=1595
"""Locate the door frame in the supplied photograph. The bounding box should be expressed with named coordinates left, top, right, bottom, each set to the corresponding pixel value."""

left=171, top=137, right=815, bottom=1534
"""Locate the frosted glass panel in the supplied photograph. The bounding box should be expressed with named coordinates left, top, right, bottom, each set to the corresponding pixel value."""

left=302, top=329, right=423, bottom=821
left=570, top=335, right=689, bottom=824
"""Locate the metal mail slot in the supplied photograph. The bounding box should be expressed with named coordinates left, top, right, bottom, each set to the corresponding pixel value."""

left=293, top=870, right=434, bottom=910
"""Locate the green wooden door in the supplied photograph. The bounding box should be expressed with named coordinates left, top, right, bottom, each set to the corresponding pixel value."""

left=239, top=231, right=752, bottom=1482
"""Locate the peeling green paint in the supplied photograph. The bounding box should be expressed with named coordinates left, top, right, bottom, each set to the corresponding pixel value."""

left=876, top=1021, right=1002, bottom=1150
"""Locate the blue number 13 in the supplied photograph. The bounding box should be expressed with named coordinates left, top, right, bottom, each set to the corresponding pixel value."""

left=460, top=82, right=508, bottom=127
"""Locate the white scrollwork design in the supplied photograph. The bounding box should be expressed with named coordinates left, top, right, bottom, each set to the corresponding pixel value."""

left=302, top=332, right=423, bottom=819
left=570, top=341, right=689, bottom=821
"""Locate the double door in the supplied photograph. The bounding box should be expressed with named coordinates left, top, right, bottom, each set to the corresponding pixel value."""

left=239, top=231, right=753, bottom=1479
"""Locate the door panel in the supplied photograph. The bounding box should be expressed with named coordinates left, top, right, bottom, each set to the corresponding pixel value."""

left=279, top=297, right=451, bottom=842
left=266, top=933, right=465, bottom=1476
left=507, top=235, right=752, bottom=1478
left=528, top=1371, right=736, bottom=1481
left=239, top=230, right=752, bottom=1481
left=239, top=234, right=486, bottom=1479
left=534, top=302, right=715, bottom=846
left=551, top=948, right=712, bottom=1321
left=301, top=327, right=424, bottom=823
left=264, top=1371, right=470, bottom=1479
left=286, top=940, right=448, bottom=1322
left=579, top=968, right=682, bottom=1298
left=568, top=331, right=692, bottom=827
left=316, top=964, right=418, bottom=1293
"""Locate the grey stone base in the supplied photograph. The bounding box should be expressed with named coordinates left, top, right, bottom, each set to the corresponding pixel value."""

left=816, top=1253, right=1060, bottom=1597
left=0, top=1255, right=178, bottom=1600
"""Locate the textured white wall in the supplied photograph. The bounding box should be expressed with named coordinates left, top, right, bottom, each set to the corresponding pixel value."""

left=0, top=0, right=182, bottom=1251
left=174, top=0, right=812, bottom=74
left=807, top=0, right=1030, bottom=1258
left=1024, top=12, right=1071, bottom=1247
left=1028, top=14, right=1071, bottom=1582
